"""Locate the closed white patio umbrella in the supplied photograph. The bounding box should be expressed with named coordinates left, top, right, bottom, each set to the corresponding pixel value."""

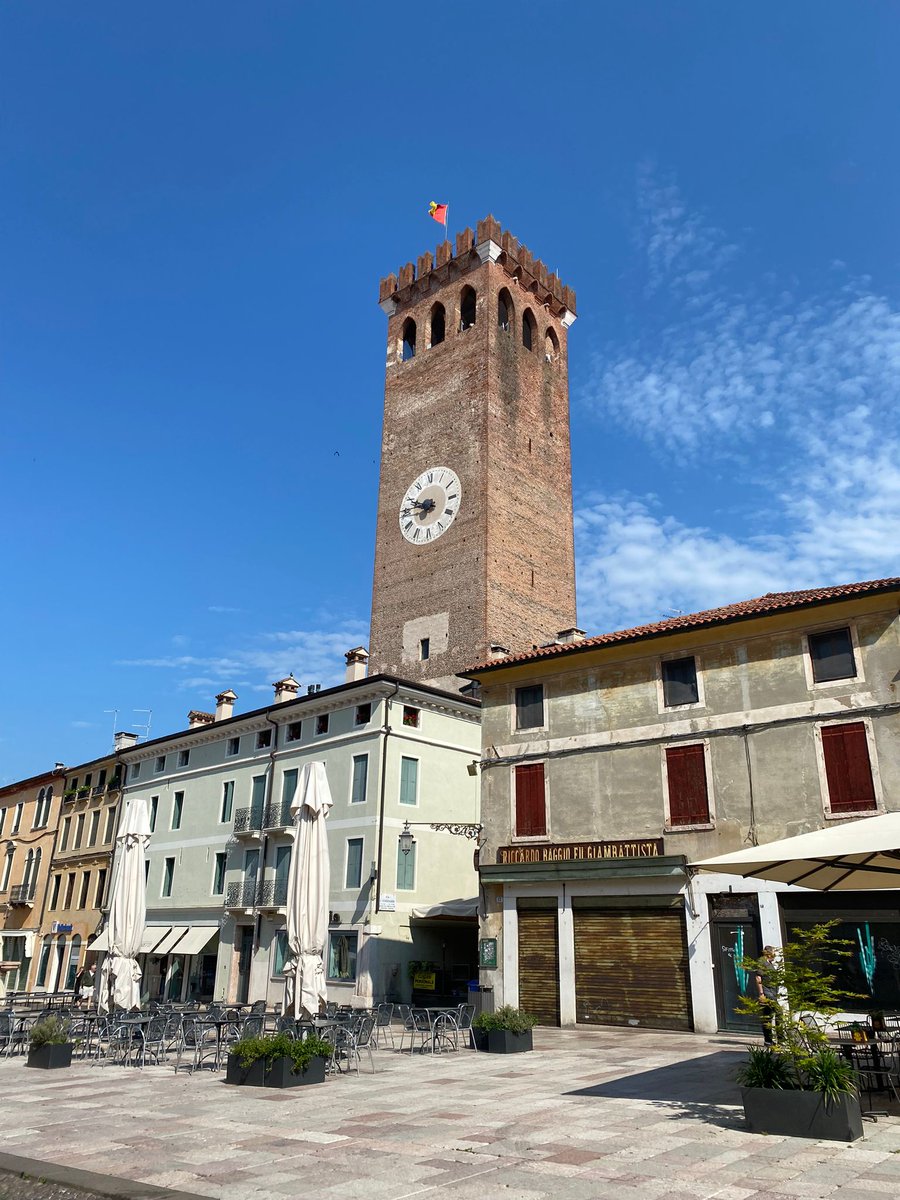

left=692, top=811, right=900, bottom=891
left=284, top=762, right=333, bottom=1019
left=98, top=795, right=151, bottom=1012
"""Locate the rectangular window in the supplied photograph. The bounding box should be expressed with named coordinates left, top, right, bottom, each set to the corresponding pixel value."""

left=60, top=817, right=71, bottom=852
left=345, top=838, right=364, bottom=888
left=272, top=928, right=289, bottom=977
left=12, top=804, right=23, bottom=834
left=95, top=868, right=107, bottom=907
left=402, top=706, right=420, bottom=728
left=64, top=872, right=76, bottom=908
left=104, top=806, right=117, bottom=842
left=130, top=762, right=141, bottom=780
left=354, top=703, right=371, bottom=726
left=79, top=872, right=91, bottom=909
left=49, top=873, right=62, bottom=909
left=286, top=721, right=302, bottom=742
left=149, top=797, right=158, bottom=833
left=171, top=792, right=184, bottom=830
left=251, top=775, right=266, bottom=808
left=88, top=810, right=101, bottom=846
left=662, top=657, right=699, bottom=707
left=419, top=637, right=430, bottom=660
left=515, top=684, right=544, bottom=730
left=98, top=769, right=107, bottom=788
left=281, top=768, right=298, bottom=809
left=36, top=939, right=52, bottom=987
left=822, top=722, right=877, bottom=814
left=809, top=627, right=857, bottom=684
left=315, top=714, right=329, bottom=736
left=666, top=744, right=711, bottom=826
left=327, top=930, right=358, bottom=982
left=220, top=781, right=235, bottom=823
left=350, top=755, right=368, bottom=804
left=177, top=750, right=190, bottom=768
left=85, top=773, right=92, bottom=787
left=144, top=858, right=150, bottom=885
left=399, top=756, right=418, bottom=806
left=226, top=736, right=240, bottom=757
left=162, top=857, right=175, bottom=897
left=212, top=852, right=227, bottom=896
left=256, top=729, right=272, bottom=750
left=397, top=840, right=416, bottom=890
left=74, top=813, right=85, bottom=849
left=154, top=755, right=166, bottom=774
left=514, top=763, right=547, bottom=837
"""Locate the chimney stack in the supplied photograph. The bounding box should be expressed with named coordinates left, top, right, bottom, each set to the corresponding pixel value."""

left=556, top=627, right=586, bottom=644
left=187, top=710, right=214, bottom=729
left=114, top=731, right=139, bottom=752
left=344, top=647, right=369, bottom=683
left=272, top=675, right=300, bottom=704
left=215, top=690, right=238, bottom=722
left=489, top=643, right=510, bottom=660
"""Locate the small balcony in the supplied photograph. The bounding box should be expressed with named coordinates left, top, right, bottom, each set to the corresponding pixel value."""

left=233, top=805, right=264, bottom=837
left=225, top=881, right=259, bottom=909
left=9, top=883, right=36, bottom=905
left=263, top=801, right=293, bottom=830
left=256, top=878, right=289, bottom=909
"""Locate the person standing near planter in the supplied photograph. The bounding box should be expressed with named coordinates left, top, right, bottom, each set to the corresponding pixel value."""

left=754, top=946, right=780, bottom=1045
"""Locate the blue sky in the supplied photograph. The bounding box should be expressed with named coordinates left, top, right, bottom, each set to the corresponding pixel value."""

left=2, top=2, right=898, bottom=782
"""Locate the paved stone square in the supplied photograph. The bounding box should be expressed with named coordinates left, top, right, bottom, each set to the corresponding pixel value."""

left=1, top=1027, right=899, bottom=1200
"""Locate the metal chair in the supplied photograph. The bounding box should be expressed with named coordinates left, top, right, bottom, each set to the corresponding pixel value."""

left=455, top=1004, right=477, bottom=1051
left=373, top=1002, right=394, bottom=1049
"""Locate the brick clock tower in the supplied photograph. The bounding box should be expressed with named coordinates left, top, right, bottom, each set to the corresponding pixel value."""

left=368, top=215, right=579, bottom=691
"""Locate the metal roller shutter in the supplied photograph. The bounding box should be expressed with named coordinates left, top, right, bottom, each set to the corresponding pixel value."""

left=574, top=907, right=692, bottom=1031
left=517, top=907, right=560, bottom=1026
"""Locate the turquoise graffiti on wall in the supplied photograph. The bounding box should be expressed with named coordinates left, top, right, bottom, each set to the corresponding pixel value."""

left=857, top=923, right=876, bottom=993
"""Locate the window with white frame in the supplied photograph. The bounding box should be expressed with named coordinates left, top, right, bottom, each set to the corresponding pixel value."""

left=154, top=755, right=166, bottom=774
left=177, top=749, right=190, bottom=768
left=345, top=838, right=364, bottom=888
left=350, top=755, right=368, bottom=804
left=327, top=930, right=358, bottom=981
left=664, top=744, right=712, bottom=827
left=399, top=756, right=418, bottom=806
left=226, top=736, right=240, bottom=757
left=271, top=928, right=289, bottom=977
left=256, top=729, right=272, bottom=750
left=808, top=627, right=857, bottom=684
left=212, top=852, right=227, bottom=896
left=396, top=839, right=416, bottom=890
left=220, top=781, right=235, bottom=823
left=162, top=857, right=175, bottom=897
left=819, top=721, right=878, bottom=814
left=661, top=656, right=700, bottom=707
left=514, top=684, right=544, bottom=730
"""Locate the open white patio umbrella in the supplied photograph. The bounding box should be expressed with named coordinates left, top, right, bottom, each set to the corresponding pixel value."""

left=283, top=762, right=333, bottom=1019
left=98, top=795, right=151, bottom=1012
left=692, top=811, right=900, bottom=891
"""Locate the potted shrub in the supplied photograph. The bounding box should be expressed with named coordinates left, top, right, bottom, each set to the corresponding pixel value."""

left=735, top=923, right=864, bottom=1142
left=472, top=1005, right=537, bottom=1054
left=27, top=1016, right=75, bottom=1070
left=226, top=1032, right=332, bottom=1088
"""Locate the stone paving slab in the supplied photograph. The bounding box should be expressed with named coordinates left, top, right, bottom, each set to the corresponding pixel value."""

left=1, top=1027, right=900, bottom=1199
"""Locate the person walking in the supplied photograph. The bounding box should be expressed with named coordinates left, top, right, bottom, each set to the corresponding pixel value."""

left=754, top=945, right=779, bottom=1044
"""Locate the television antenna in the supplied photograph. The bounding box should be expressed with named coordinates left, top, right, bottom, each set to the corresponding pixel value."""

left=103, top=709, right=119, bottom=747
left=133, top=709, right=153, bottom=742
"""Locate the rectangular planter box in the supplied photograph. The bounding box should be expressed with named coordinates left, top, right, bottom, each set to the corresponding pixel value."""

left=225, top=1054, right=267, bottom=1087
left=486, top=1029, right=533, bottom=1054
left=265, top=1055, right=327, bottom=1088
left=27, top=1043, right=73, bottom=1070
left=741, top=1087, right=863, bottom=1142
left=225, top=1053, right=327, bottom=1088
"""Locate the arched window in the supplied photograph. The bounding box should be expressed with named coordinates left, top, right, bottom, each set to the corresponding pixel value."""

left=33, top=789, right=45, bottom=829
left=460, top=286, right=476, bottom=331
left=22, top=849, right=35, bottom=889
left=522, top=308, right=536, bottom=351
left=401, top=318, right=416, bottom=361
left=545, top=327, right=559, bottom=363
left=430, top=302, right=445, bottom=347
left=0, top=846, right=13, bottom=891
left=497, top=289, right=512, bottom=332
left=36, top=935, right=52, bottom=987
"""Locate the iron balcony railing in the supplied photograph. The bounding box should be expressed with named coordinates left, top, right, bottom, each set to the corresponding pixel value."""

left=225, top=880, right=259, bottom=908
left=257, top=878, right=289, bottom=908
left=233, top=804, right=264, bottom=834
left=233, top=801, right=293, bottom=833
left=224, top=878, right=289, bottom=909
left=263, top=800, right=292, bottom=829
left=9, top=883, right=36, bottom=905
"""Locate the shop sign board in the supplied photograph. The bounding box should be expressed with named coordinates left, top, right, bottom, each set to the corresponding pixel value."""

left=496, top=838, right=664, bottom=865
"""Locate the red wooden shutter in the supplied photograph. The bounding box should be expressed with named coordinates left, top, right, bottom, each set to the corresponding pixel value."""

left=822, top=723, right=876, bottom=813
left=666, top=745, right=709, bottom=825
left=515, top=764, right=547, bottom=837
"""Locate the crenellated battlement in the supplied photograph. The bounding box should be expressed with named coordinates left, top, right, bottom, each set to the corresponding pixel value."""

left=378, top=214, right=576, bottom=321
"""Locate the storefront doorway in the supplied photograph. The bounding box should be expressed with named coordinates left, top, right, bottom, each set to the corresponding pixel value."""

left=709, top=894, right=762, bottom=1033
left=236, top=926, right=253, bottom=1004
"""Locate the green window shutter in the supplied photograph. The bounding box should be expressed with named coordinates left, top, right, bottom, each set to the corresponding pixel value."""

left=399, top=757, right=418, bottom=806
left=351, top=756, right=368, bottom=804
left=397, top=841, right=416, bottom=890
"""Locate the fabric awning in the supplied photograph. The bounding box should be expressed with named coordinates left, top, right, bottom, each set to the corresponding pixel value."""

left=151, top=926, right=188, bottom=954
left=139, top=927, right=172, bottom=953
left=692, top=811, right=900, bottom=891
left=174, top=927, right=217, bottom=956
left=87, top=929, right=110, bottom=952
left=410, top=899, right=478, bottom=919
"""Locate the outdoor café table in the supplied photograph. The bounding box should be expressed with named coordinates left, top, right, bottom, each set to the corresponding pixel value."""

left=196, top=1015, right=232, bottom=1070
left=835, top=1036, right=896, bottom=1100
left=424, top=1007, right=460, bottom=1052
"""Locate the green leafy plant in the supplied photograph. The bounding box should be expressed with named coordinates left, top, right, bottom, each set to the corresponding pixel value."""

left=407, top=959, right=437, bottom=981
left=30, top=1016, right=72, bottom=1047
left=472, top=1005, right=538, bottom=1035
left=736, top=922, right=863, bottom=1099
left=232, top=1032, right=332, bottom=1074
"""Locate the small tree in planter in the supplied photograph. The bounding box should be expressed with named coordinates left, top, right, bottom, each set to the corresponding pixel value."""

left=735, top=923, right=864, bottom=1141
left=226, top=1032, right=333, bottom=1088
left=27, top=1016, right=75, bottom=1070
left=472, top=1005, right=538, bottom=1054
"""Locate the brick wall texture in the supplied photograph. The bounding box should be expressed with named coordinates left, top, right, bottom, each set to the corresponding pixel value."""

left=368, top=233, right=577, bottom=689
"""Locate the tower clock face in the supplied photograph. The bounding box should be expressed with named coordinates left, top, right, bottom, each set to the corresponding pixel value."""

left=399, top=466, right=461, bottom=544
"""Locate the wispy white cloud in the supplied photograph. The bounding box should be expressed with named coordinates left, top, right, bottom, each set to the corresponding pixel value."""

left=70, top=720, right=96, bottom=730
left=207, top=605, right=243, bottom=614
left=575, top=171, right=900, bottom=632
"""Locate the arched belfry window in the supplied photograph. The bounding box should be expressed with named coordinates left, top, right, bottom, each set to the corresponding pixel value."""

left=401, top=318, right=416, bottom=361
left=430, top=303, right=445, bottom=347
left=522, top=308, right=536, bottom=351
left=497, top=289, right=512, bottom=332
left=460, top=286, right=476, bottom=331
left=545, top=327, right=559, bottom=363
